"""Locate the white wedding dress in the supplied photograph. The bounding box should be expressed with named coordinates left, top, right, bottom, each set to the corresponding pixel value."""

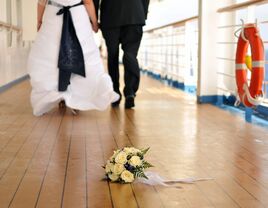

left=28, top=0, right=119, bottom=116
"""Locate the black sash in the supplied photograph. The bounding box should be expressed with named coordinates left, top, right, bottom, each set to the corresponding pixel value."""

left=55, top=1, right=85, bottom=91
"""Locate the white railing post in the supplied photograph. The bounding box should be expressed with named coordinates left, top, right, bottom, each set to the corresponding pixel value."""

left=184, top=20, right=198, bottom=89
left=197, top=0, right=219, bottom=103
left=198, top=0, right=236, bottom=103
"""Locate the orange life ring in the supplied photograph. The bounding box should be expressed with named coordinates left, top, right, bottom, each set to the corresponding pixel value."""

left=235, top=24, right=264, bottom=107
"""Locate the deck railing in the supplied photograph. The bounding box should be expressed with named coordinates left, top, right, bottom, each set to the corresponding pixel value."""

left=0, top=20, right=30, bottom=88
left=0, top=21, right=22, bottom=33
left=138, top=16, right=198, bottom=91
left=217, top=0, right=268, bottom=105
left=0, top=21, right=23, bottom=47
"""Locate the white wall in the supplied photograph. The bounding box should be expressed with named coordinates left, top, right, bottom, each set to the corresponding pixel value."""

left=0, top=0, right=7, bottom=21
left=0, top=0, right=33, bottom=88
left=22, top=0, right=37, bottom=41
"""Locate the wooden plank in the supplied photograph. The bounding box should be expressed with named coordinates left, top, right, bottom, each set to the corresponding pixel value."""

left=34, top=112, right=73, bottom=208
left=108, top=109, right=166, bottom=208
left=85, top=111, right=113, bottom=208
left=8, top=111, right=63, bottom=208
left=61, top=113, right=87, bottom=208
left=111, top=109, right=213, bottom=208
left=112, top=74, right=243, bottom=207
left=0, top=82, right=30, bottom=134
left=0, top=115, right=39, bottom=177
left=0, top=113, right=52, bottom=207
left=0, top=74, right=268, bottom=207
left=95, top=112, right=139, bottom=208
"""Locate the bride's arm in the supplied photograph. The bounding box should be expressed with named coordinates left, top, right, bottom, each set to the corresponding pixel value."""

left=84, top=0, right=99, bottom=33
left=37, top=0, right=47, bottom=31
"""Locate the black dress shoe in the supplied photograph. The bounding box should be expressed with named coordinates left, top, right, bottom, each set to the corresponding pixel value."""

left=125, top=95, right=135, bottom=109
left=111, top=93, right=122, bottom=107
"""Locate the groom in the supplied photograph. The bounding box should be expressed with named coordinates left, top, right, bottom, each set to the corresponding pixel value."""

left=93, top=0, right=150, bottom=108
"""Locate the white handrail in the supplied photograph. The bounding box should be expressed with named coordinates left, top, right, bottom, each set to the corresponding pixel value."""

left=218, top=0, right=268, bottom=13
left=217, top=72, right=268, bottom=85
left=0, top=21, right=22, bottom=33
left=144, top=16, right=198, bottom=32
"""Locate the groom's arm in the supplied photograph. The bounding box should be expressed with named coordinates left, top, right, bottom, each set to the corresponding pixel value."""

left=142, top=0, right=150, bottom=19
left=93, top=0, right=100, bottom=21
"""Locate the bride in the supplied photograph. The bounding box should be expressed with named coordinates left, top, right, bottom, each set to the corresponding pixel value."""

left=28, top=0, right=119, bottom=116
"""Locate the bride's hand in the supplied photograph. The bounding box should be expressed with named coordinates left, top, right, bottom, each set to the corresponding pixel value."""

left=92, top=22, right=99, bottom=33
left=37, top=21, right=42, bottom=31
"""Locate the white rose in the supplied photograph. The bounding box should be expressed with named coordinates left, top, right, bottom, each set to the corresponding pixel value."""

left=105, top=162, right=114, bottom=173
left=129, top=156, right=142, bottom=167
left=113, top=150, right=120, bottom=156
left=130, top=147, right=141, bottom=154
left=121, top=170, right=135, bottom=183
left=115, top=152, right=127, bottom=164
left=124, top=147, right=140, bottom=154
left=123, top=147, right=132, bottom=154
left=108, top=173, right=119, bottom=182
left=111, top=150, right=120, bottom=160
left=112, top=164, right=125, bottom=175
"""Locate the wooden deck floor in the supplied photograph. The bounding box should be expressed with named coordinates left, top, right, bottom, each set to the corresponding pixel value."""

left=0, top=75, right=268, bottom=208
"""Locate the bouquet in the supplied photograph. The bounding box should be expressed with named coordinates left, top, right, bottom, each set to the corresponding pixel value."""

left=104, top=147, right=153, bottom=183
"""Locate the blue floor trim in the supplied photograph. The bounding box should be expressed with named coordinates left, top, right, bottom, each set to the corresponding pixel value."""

left=200, top=94, right=268, bottom=124
left=216, top=103, right=268, bottom=127
left=184, top=85, right=196, bottom=94
left=141, top=69, right=197, bottom=95
left=0, top=75, right=29, bottom=94
left=141, top=68, right=268, bottom=126
left=256, top=105, right=268, bottom=117
left=197, top=95, right=218, bottom=104
left=220, top=95, right=268, bottom=120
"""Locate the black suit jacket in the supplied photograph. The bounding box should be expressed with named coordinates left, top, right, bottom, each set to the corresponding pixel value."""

left=93, top=0, right=150, bottom=28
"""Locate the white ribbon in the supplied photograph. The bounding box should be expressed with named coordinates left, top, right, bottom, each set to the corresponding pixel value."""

left=242, top=83, right=264, bottom=106
left=234, top=90, right=241, bottom=107
left=135, top=171, right=213, bottom=188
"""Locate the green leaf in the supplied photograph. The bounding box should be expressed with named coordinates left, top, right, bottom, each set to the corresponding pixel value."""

left=133, top=170, right=148, bottom=180
left=143, top=161, right=154, bottom=169
left=141, top=147, right=150, bottom=155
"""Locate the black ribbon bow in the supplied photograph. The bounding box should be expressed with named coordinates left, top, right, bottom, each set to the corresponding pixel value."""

left=57, top=6, right=72, bottom=15
left=56, top=1, right=85, bottom=92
